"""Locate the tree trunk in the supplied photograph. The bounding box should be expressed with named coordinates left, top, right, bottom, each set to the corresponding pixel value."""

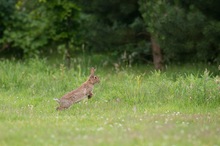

left=151, top=37, right=164, bottom=70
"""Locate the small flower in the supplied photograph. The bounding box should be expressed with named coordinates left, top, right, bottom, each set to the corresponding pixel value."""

left=97, top=127, right=104, bottom=131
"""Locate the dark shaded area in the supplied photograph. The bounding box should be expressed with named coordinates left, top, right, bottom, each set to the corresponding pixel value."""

left=0, top=0, right=219, bottom=67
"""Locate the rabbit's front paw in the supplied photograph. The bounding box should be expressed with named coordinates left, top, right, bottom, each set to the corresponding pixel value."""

left=88, top=92, right=93, bottom=99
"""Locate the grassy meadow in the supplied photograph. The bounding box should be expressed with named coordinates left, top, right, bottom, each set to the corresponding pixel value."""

left=0, top=57, right=220, bottom=146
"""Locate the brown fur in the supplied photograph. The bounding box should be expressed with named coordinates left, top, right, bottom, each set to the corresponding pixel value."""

left=55, top=67, right=100, bottom=110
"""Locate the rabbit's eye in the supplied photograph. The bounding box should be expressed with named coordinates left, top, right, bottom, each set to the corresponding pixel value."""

left=94, top=76, right=97, bottom=79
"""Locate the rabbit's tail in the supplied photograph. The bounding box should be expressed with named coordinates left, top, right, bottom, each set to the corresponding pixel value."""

left=53, top=98, right=60, bottom=103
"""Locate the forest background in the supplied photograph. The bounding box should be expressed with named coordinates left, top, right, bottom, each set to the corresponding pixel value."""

left=0, top=0, right=220, bottom=69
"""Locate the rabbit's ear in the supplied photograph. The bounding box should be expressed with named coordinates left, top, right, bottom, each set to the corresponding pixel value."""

left=90, top=67, right=96, bottom=75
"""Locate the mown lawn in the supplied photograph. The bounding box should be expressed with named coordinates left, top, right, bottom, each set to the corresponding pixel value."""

left=0, top=59, right=219, bottom=146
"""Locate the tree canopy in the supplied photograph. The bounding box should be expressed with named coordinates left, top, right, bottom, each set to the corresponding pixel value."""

left=139, top=0, right=220, bottom=63
left=0, top=0, right=219, bottom=68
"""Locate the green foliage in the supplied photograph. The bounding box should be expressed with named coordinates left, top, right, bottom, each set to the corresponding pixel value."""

left=2, top=11, right=49, bottom=57
left=0, top=0, right=80, bottom=58
left=0, top=59, right=220, bottom=145
left=0, top=0, right=219, bottom=64
left=0, top=0, right=50, bottom=58
left=0, top=0, right=16, bottom=37
left=139, top=0, right=220, bottom=62
left=76, top=0, right=150, bottom=62
left=43, top=0, right=80, bottom=42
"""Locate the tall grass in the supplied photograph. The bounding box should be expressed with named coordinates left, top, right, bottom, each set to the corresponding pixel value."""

left=1, top=59, right=219, bottom=106
left=0, top=58, right=219, bottom=146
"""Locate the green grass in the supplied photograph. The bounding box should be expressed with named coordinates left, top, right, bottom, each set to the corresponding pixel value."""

left=0, top=58, right=220, bottom=146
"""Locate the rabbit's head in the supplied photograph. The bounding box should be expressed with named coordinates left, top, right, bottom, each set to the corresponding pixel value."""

left=88, top=67, right=100, bottom=85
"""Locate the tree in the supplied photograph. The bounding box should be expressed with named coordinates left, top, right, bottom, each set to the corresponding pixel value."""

left=0, top=0, right=50, bottom=58
left=0, top=0, right=80, bottom=63
left=139, top=1, right=166, bottom=70
left=40, top=0, right=80, bottom=68
left=0, top=0, right=17, bottom=55
left=76, top=0, right=150, bottom=64
left=139, top=0, right=220, bottom=64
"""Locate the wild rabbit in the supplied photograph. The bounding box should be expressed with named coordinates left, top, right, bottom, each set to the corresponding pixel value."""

left=54, top=67, right=100, bottom=110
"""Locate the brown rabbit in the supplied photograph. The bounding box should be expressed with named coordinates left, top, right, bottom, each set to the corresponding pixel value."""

left=54, top=67, right=100, bottom=110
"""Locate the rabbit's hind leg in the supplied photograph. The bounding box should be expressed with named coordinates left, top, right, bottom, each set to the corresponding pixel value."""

left=56, top=106, right=67, bottom=111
